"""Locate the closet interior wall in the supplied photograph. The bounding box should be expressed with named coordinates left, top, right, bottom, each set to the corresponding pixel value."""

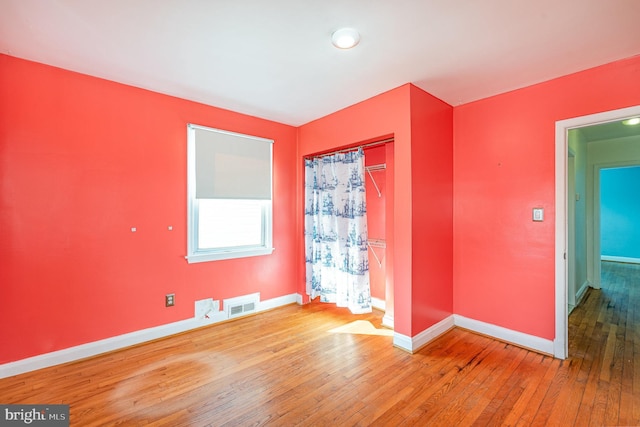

left=364, top=144, right=387, bottom=307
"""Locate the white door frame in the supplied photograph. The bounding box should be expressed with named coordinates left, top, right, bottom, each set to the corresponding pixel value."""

left=554, top=104, right=640, bottom=359
left=567, top=153, right=576, bottom=309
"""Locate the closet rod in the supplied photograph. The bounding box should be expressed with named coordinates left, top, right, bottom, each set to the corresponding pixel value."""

left=365, top=163, right=386, bottom=172
left=367, top=238, right=386, bottom=248
left=308, top=137, right=393, bottom=159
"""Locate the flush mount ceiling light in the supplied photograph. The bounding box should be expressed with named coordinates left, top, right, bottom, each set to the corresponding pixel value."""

left=331, top=28, right=360, bottom=49
left=622, top=117, right=640, bottom=126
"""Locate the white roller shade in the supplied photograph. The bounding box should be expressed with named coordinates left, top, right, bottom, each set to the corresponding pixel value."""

left=192, top=125, right=273, bottom=200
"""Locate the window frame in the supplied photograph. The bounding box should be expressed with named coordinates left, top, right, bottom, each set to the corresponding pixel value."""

left=186, top=124, right=274, bottom=263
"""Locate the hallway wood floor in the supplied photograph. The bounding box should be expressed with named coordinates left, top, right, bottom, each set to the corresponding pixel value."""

left=0, top=261, right=638, bottom=426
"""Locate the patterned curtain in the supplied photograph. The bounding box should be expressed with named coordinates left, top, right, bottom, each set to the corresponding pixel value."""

left=304, top=148, right=372, bottom=314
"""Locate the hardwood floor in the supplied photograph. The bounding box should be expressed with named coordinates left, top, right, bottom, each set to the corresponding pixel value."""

left=1, top=261, right=638, bottom=426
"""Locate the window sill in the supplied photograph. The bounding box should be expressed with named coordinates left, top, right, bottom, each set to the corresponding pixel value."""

left=186, top=247, right=274, bottom=263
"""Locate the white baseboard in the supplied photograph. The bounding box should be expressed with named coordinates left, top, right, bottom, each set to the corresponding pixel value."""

left=3, top=295, right=559, bottom=379
left=576, top=280, right=589, bottom=305
left=453, top=315, right=554, bottom=355
left=382, top=313, right=394, bottom=329
left=394, top=314, right=554, bottom=356
left=259, top=293, right=298, bottom=311
left=601, top=255, right=640, bottom=264
left=0, top=293, right=299, bottom=379
left=392, top=332, right=413, bottom=351
left=371, top=297, right=386, bottom=312
left=412, top=316, right=455, bottom=351
left=393, top=315, right=455, bottom=353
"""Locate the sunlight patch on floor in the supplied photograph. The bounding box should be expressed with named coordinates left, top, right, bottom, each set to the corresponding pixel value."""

left=328, top=320, right=394, bottom=336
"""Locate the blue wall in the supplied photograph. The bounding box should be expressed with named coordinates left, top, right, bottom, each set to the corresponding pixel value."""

left=601, top=166, right=640, bottom=260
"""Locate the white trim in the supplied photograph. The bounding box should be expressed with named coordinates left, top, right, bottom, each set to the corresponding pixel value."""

left=382, top=313, right=394, bottom=329
left=0, top=293, right=298, bottom=379
left=555, top=117, right=569, bottom=359
left=392, top=332, right=413, bottom=352
left=567, top=155, right=576, bottom=307
left=258, top=293, right=298, bottom=311
left=393, top=316, right=455, bottom=353
left=454, top=315, right=554, bottom=355
left=371, top=296, right=386, bottom=312
left=0, top=319, right=199, bottom=380
left=601, top=255, right=640, bottom=264
left=555, top=104, right=640, bottom=360
left=412, top=316, right=455, bottom=351
left=576, top=280, right=590, bottom=306
left=592, top=162, right=601, bottom=289
left=394, top=315, right=555, bottom=356
left=186, top=246, right=275, bottom=263
left=186, top=124, right=274, bottom=264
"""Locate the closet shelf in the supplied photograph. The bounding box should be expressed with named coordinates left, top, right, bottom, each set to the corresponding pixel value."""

left=367, top=238, right=386, bottom=267
left=367, top=238, right=386, bottom=248
left=365, top=163, right=386, bottom=197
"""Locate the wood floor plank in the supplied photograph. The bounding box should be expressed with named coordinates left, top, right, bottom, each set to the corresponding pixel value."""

left=513, top=357, right=562, bottom=427
left=1, top=261, right=638, bottom=426
left=463, top=346, right=528, bottom=426
left=633, top=275, right=640, bottom=424
left=620, top=265, right=639, bottom=426
left=380, top=331, right=489, bottom=421
left=403, top=338, right=504, bottom=426
left=491, top=351, right=551, bottom=426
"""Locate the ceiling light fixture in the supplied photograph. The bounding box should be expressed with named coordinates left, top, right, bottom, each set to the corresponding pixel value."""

left=331, top=28, right=360, bottom=49
left=622, top=117, right=640, bottom=126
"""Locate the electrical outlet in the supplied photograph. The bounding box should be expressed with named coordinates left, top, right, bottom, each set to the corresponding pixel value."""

left=165, top=293, right=175, bottom=307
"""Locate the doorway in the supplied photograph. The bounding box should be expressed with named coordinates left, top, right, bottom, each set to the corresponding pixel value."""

left=599, top=166, right=640, bottom=265
left=555, top=104, right=640, bottom=359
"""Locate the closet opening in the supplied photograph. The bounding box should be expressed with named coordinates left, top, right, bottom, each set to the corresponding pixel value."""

left=303, top=137, right=393, bottom=326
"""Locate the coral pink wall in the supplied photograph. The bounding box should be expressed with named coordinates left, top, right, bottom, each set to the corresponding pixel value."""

left=298, top=84, right=454, bottom=337
left=383, top=141, right=395, bottom=323
left=409, top=86, right=454, bottom=334
left=298, top=85, right=412, bottom=333
left=364, top=145, right=386, bottom=301
left=0, top=55, right=298, bottom=364
left=454, top=55, right=640, bottom=339
left=6, top=48, right=636, bottom=365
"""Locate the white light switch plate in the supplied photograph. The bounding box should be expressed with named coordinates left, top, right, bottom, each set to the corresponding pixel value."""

left=533, top=208, right=544, bottom=221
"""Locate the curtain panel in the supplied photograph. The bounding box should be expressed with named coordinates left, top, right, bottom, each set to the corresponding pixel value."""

left=304, top=148, right=372, bottom=314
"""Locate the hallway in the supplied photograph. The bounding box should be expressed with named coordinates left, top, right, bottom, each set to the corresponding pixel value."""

left=567, top=261, right=640, bottom=424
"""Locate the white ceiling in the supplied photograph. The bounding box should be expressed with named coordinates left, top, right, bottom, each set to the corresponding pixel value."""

left=1, top=0, right=639, bottom=126
left=579, top=119, right=640, bottom=142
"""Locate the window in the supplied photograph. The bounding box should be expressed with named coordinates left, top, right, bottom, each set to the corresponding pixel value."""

left=187, top=124, right=273, bottom=263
